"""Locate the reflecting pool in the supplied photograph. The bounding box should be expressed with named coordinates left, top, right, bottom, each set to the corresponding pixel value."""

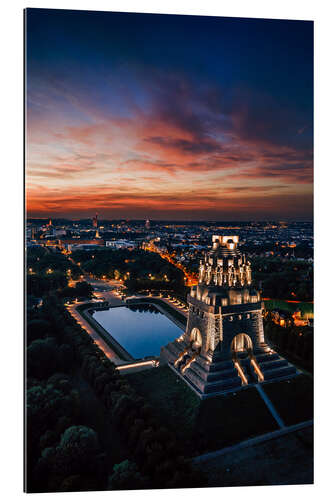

left=92, top=304, right=183, bottom=358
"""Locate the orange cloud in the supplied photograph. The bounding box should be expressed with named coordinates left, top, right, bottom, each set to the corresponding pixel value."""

left=26, top=75, right=313, bottom=219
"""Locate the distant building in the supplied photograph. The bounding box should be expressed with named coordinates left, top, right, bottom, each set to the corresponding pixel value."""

left=105, top=240, right=136, bottom=250
left=145, top=218, right=150, bottom=230
left=92, top=212, right=98, bottom=228
left=271, top=309, right=290, bottom=327
left=54, top=229, right=67, bottom=237
left=292, top=309, right=310, bottom=327
left=70, top=243, right=103, bottom=251
left=59, top=239, right=104, bottom=251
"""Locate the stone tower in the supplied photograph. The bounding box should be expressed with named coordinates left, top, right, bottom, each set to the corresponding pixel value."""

left=160, top=235, right=297, bottom=398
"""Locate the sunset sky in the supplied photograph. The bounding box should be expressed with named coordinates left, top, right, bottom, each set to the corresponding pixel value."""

left=26, top=9, right=313, bottom=220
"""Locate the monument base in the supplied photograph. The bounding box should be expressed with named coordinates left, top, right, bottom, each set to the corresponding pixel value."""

left=160, top=339, right=298, bottom=398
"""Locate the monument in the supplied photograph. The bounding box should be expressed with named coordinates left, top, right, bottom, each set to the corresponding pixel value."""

left=160, top=235, right=297, bottom=398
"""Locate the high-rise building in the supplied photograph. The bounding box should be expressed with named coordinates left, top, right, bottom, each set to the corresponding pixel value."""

left=145, top=218, right=150, bottom=230
left=92, top=212, right=98, bottom=228
left=160, top=235, right=297, bottom=398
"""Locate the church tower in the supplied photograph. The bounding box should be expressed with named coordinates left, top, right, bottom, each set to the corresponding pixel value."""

left=160, top=236, right=297, bottom=397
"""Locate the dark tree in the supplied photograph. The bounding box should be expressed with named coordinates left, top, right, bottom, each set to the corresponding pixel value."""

left=27, top=338, right=58, bottom=379
left=108, top=460, right=149, bottom=490
left=26, top=319, right=52, bottom=344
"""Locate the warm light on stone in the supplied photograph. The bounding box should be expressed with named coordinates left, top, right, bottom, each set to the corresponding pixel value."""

left=160, top=235, right=297, bottom=397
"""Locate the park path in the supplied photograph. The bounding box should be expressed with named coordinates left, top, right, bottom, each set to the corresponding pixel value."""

left=67, top=276, right=190, bottom=372
left=66, top=302, right=126, bottom=364
left=256, top=383, right=286, bottom=428
left=67, top=279, right=163, bottom=371
left=66, top=279, right=127, bottom=365
left=159, top=297, right=188, bottom=318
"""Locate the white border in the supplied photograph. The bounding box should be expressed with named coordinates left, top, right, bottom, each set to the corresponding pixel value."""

left=1, top=1, right=332, bottom=499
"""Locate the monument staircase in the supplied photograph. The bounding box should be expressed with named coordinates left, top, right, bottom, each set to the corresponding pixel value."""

left=167, top=337, right=297, bottom=396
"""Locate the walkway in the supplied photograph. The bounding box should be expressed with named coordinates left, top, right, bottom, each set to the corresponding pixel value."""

left=160, top=296, right=188, bottom=317
left=66, top=287, right=126, bottom=365
left=256, top=383, right=285, bottom=428
left=67, top=276, right=188, bottom=372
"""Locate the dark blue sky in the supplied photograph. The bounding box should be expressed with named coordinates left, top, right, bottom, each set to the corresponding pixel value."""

left=26, top=9, right=313, bottom=220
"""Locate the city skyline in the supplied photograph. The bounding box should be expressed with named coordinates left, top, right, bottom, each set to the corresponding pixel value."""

left=26, top=9, right=313, bottom=220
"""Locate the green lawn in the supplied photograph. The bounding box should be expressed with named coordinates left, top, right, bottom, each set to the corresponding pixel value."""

left=264, top=299, right=313, bottom=317
left=263, top=375, right=313, bottom=426
left=125, top=366, right=278, bottom=456
left=125, top=364, right=199, bottom=439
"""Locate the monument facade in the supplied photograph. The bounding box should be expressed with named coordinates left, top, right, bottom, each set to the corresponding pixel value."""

left=160, top=235, right=297, bottom=397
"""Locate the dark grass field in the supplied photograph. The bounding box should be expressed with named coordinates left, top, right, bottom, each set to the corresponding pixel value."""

left=263, top=375, right=313, bottom=426
left=196, top=425, right=313, bottom=487
left=125, top=365, right=278, bottom=456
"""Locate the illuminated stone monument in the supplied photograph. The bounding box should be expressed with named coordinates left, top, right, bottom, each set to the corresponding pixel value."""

left=160, top=235, right=297, bottom=397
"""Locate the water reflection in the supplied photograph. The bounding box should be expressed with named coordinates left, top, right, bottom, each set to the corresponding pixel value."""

left=92, top=305, right=183, bottom=358
left=127, top=303, right=160, bottom=314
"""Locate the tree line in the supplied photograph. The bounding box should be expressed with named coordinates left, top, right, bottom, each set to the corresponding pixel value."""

left=252, top=257, right=313, bottom=301
left=26, top=294, right=205, bottom=491
left=70, top=248, right=182, bottom=281
left=27, top=247, right=81, bottom=297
